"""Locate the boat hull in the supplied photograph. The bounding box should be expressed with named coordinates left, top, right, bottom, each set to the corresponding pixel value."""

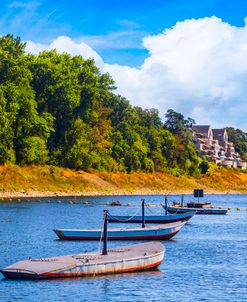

left=54, top=221, right=186, bottom=241
left=1, top=242, right=165, bottom=280
left=108, top=211, right=194, bottom=223
left=165, top=206, right=228, bottom=215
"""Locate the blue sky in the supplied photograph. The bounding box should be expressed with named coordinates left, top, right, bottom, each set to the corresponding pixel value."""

left=1, top=0, right=247, bottom=66
left=1, top=0, right=247, bottom=130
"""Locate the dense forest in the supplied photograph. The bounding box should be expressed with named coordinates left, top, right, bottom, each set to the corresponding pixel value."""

left=0, top=35, right=246, bottom=175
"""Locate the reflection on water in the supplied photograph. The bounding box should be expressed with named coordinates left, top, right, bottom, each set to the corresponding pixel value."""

left=0, top=194, right=247, bottom=302
left=32, top=269, right=165, bottom=284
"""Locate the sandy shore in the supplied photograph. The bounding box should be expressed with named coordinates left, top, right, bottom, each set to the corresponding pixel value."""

left=0, top=188, right=244, bottom=199
left=0, top=190, right=188, bottom=199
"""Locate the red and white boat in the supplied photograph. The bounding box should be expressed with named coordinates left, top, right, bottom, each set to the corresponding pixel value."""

left=0, top=241, right=165, bottom=280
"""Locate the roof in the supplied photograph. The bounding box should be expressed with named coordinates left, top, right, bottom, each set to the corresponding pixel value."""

left=212, top=128, right=226, bottom=140
left=192, top=125, right=211, bottom=134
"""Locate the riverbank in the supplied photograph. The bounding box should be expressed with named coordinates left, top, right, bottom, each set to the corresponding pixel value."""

left=0, top=164, right=247, bottom=198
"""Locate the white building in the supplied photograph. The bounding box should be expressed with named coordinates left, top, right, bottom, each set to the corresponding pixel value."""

left=192, top=125, right=246, bottom=170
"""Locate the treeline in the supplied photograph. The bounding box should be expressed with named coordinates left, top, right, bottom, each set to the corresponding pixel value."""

left=226, top=127, right=247, bottom=160
left=0, top=35, right=209, bottom=175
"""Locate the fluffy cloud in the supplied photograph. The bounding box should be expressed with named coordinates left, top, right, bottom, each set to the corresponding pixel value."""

left=25, top=17, right=247, bottom=130
left=105, top=17, right=247, bottom=130
left=26, top=36, right=104, bottom=68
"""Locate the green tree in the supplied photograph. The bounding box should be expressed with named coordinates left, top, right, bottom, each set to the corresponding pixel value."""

left=28, top=51, right=82, bottom=162
left=164, top=109, right=200, bottom=174
left=199, top=159, right=210, bottom=174
left=0, top=35, right=53, bottom=165
left=164, top=109, right=195, bottom=134
left=65, top=118, right=92, bottom=170
left=0, top=34, right=212, bottom=176
left=226, top=127, right=247, bottom=160
left=0, top=88, right=15, bottom=163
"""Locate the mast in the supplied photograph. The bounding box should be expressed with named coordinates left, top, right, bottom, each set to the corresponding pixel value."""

left=141, top=199, right=145, bottom=228
left=165, top=196, right=168, bottom=215
left=102, top=210, right=108, bottom=255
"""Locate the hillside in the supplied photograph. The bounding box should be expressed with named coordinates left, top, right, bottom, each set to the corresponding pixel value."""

left=0, top=164, right=246, bottom=198
left=0, top=35, right=213, bottom=177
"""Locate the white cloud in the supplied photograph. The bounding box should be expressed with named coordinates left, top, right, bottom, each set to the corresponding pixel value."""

left=25, top=36, right=104, bottom=68
left=104, top=16, right=247, bottom=130
left=25, top=17, right=247, bottom=130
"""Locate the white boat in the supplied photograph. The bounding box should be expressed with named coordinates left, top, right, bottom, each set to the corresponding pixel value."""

left=0, top=242, right=165, bottom=280
left=54, top=220, right=186, bottom=240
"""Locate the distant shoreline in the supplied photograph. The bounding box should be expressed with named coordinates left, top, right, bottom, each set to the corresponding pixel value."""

left=0, top=164, right=247, bottom=200
left=0, top=189, right=246, bottom=200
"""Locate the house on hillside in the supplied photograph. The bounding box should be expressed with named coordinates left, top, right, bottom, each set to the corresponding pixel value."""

left=192, top=125, right=246, bottom=170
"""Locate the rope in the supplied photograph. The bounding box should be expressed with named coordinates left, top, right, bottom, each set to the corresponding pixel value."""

left=144, top=203, right=156, bottom=214
left=108, top=207, right=140, bottom=222
left=97, top=213, right=105, bottom=255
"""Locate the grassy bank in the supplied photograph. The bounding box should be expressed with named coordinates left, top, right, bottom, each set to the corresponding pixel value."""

left=0, top=164, right=247, bottom=198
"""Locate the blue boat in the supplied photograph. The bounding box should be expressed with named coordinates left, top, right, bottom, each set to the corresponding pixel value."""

left=54, top=220, right=186, bottom=241
left=108, top=211, right=194, bottom=223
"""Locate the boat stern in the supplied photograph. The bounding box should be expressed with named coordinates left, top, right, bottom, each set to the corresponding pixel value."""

left=54, top=229, right=65, bottom=240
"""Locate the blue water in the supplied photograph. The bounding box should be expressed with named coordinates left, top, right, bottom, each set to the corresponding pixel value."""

left=0, top=194, right=246, bottom=302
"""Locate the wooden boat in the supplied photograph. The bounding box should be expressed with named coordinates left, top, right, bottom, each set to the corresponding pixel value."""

left=0, top=241, right=165, bottom=280
left=54, top=220, right=186, bottom=240
left=108, top=211, right=194, bottom=223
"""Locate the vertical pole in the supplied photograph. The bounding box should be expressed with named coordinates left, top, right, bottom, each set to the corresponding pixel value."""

left=102, top=210, right=108, bottom=255
left=141, top=199, right=145, bottom=228
left=181, top=194, right=184, bottom=207
left=165, top=196, right=168, bottom=215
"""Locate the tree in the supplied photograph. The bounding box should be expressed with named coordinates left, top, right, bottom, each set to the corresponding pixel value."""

left=164, top=109, right=200, bottom=174
left=65, top=118, right=92, bottom=170
left=164, top=109, right=195, bottom=135
left=0, top=34, right=210, bottom=176
left=18, top=136, right=48, bottom=164
left=199, top=159, right=210, bottom=174
left=226, top=127, right=247, bottom=160
left=0, top=35, right=53, bottom=165
left=28, top=51, right=82, bottom=162
left=0, top=88, right=15, bottom=163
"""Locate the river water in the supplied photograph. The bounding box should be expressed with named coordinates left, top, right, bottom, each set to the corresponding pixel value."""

left=0, top=194, right=246, bottom=302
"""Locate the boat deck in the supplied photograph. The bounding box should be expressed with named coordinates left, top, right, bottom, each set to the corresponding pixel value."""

left=1, top=242, right=164, bottom=278
left=56, top=221, right=185, bottom=233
